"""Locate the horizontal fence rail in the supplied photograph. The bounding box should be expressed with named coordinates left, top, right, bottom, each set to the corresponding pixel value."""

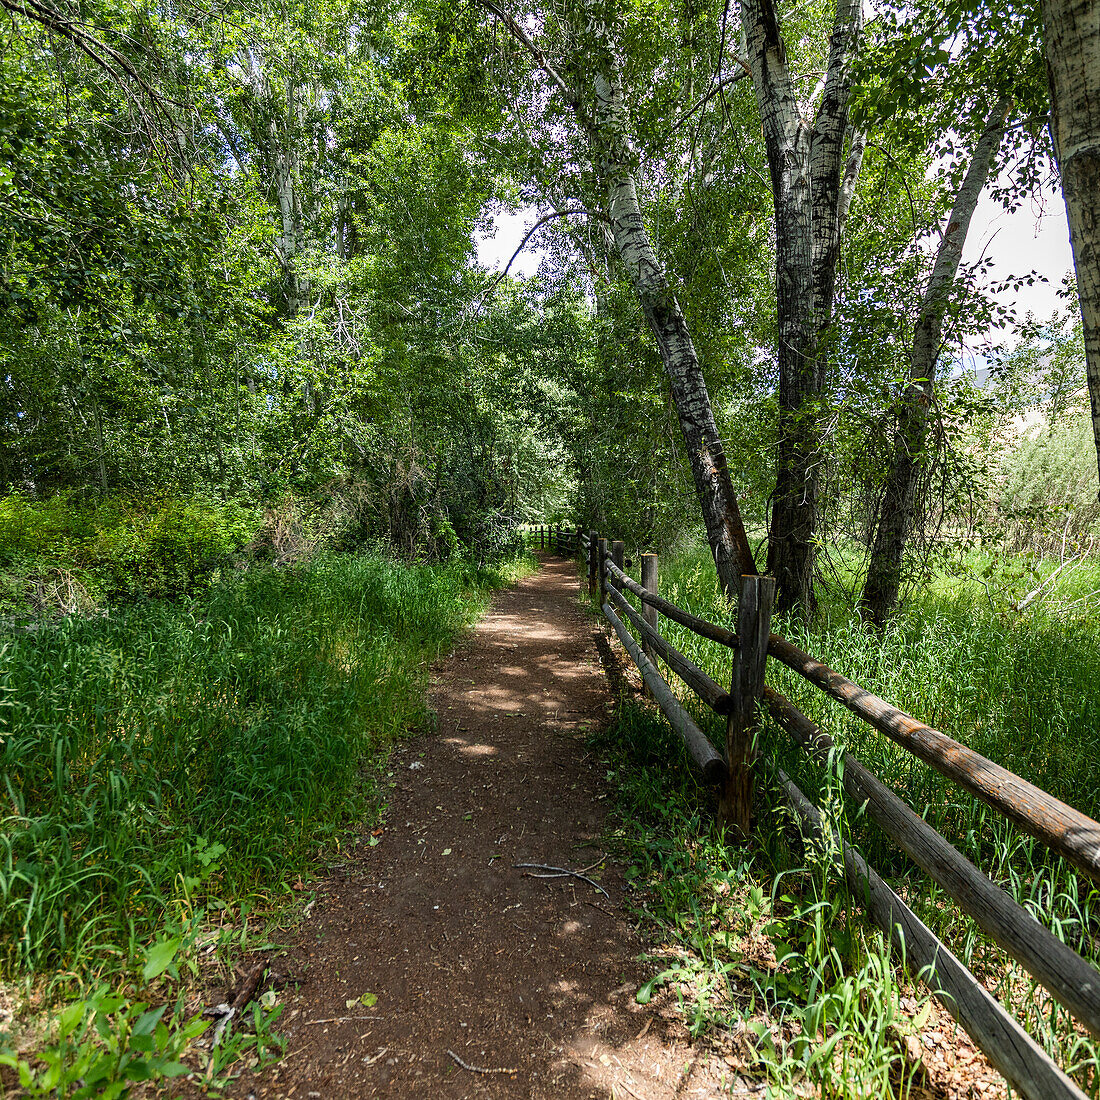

left=605, top=552, right=1100, bottom=883
left=530, top=524, right=1100, bottom=1100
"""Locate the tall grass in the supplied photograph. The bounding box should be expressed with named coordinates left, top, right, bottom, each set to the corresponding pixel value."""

left=593, top=701, right=926, bottom=1098
left=0, top=550, right=527, bottom=981
left=599, top=542, right=1100, bottom=1091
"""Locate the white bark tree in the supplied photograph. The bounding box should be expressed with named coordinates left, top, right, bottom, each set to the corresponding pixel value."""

left=1040, top=0, right=1100, bottom=495
left=740, top=0, right=865, bottom=614
left=861, top=97, right=1011, bottom=627
left=477, top=0, right=758, bottom=593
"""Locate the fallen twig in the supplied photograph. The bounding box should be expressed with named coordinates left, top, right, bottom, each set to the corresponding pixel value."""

left=210, top=960, right=267, bottom=1048
left=304, top=1015, right=385, bottom=1025
left=616, top=1078, right=650, bottom=1100
left=513, top=863, right=610, bottom=898
left=446, top=1049, right=517, bottom=1075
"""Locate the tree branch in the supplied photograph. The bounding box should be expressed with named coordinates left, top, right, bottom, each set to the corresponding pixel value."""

left=1, top=0, right=184, bottom=167
left=470, top=0, right=596, bottom=133
left=474, top=207, right=611, bottom=307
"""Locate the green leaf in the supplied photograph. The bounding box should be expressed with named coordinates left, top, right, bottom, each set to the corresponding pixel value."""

left=122, top=1058, right=155, bottom=1081
left=57, top=1000, right=86, bottom=1039
left=142, top=936, right=182, bottom=982
left=133, top=1005, right=168, bottom=1036
left=635, top=968, right=675, bottom=1004
left=180, top=1015, right=211, bottom=1042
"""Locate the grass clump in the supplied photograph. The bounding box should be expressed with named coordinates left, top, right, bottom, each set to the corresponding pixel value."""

left=595, top=543, right=1100, bottom=1092
left=0, top=549, right=529, bottom=979
left=593, top=699, right=926, bottom=1098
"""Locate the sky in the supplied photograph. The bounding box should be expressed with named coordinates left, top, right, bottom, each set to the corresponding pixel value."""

left=475, top=211, right=547, bottom=278
left=963, top=182, right=1077, bottom=327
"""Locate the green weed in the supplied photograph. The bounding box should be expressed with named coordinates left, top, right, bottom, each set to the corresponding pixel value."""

left=593, top=544, right=1100, bottom=1093
left=0, top=547, right=531, bottom=1091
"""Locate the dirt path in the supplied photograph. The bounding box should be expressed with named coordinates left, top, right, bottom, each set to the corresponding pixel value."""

left=232, top=556, right=732, bottom=1099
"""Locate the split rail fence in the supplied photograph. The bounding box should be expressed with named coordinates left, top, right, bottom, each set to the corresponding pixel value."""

left=524, top=522, right=1100, bottom=1100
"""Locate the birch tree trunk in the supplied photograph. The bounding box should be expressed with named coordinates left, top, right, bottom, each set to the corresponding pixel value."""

left=741, top=0, right=863, bottom=615
left=235, top=52, right=309, bottom=317
left=474, top=0, right=757, bottom=592
left=1041, top=0, right=1100, bottom=494
left=861, top=98, right=1010, bottom=627
left=590, top=68, right=757, bottom=593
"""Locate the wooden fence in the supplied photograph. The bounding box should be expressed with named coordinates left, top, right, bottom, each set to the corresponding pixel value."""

left=526, top=523, right=1100, bottom=1100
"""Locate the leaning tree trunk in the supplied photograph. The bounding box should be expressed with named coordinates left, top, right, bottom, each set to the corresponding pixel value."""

left=474, top=0, right=757, bottom=592
left=1041, top=0, right=1100, bottom=495
left=861, top=98, right=1010, bottom=627
left=590, top=70, right=757, bottom=593
left=742, top=0, right=862, bottom=615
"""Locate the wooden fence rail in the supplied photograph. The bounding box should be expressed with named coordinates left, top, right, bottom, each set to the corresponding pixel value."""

left=524, top=524, right=1100, bottom=1100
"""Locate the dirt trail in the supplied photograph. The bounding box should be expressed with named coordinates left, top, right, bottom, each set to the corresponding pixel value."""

left=233, top=555, right=730, bottom=1099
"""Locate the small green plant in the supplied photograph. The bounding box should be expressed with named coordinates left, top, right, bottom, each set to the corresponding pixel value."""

left=0, top=989, right=209, bottom=1099
left=594, top=542, right=1100, bottom=1091
left=201, top=999, right=286, bottom=1092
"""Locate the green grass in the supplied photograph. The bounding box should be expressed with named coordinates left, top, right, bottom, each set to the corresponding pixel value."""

left=1, top=550, right=530, bottom=978
left=592, top=700, right=927, bottom=1098
left=594, top=542, right=1100, bottom=1094
left=0, top=547, right=531, bottom=1093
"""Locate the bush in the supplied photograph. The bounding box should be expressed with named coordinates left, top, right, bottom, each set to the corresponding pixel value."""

left=995, top=418, right=1100, bottom=556
left=0, top=492, right=261, bottom=615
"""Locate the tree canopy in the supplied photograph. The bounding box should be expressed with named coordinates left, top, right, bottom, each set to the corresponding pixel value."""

left=1, top=0, right=1095, bottom=611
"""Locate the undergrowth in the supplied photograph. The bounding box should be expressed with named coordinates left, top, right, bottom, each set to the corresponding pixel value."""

left=0, top=493, right=261, bottom=615
left=593, top=699, right=927, bottom=1098
left=0, top=547, right=532, bottom=1095
left=594, top=544, right=1100, bottom=1094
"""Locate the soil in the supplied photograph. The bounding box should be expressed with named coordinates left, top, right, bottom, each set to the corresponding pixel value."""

left=224, top=555, right=739, bottom=1099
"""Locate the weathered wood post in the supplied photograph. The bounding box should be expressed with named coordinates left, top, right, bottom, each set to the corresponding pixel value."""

left=641, top=553, right=659, bottom=697
left=721, top=574, right=776, bottom=838
left=611, top=540, right=625, bottom=584
left=539, top=524, right=545, bottom=550
left=598, top=537, right=608, bottom=605
left=556, top=523, right=562, bottom=555
left=588, top=529, right=598, bottom=596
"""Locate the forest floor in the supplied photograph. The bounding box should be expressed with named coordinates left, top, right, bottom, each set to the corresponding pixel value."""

left=223, top=554, right=741, bottom=1099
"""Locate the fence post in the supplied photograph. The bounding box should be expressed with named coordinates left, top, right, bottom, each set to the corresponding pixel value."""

left=641, top=552, right=659, bottom=698
left=721, top=574, right=776, bottom=838
left=598, top=537, right=608, bottom=605
left=611, top=540, right=624, bottom=582
left=588, top=530, right=598, bottom=596
left=556, top=523, right=562, bottom=555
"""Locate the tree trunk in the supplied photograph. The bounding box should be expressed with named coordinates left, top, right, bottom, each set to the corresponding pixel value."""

left=588, top=72, right=756, bottom=594
left=93, top=401, right=108, bottom=494
left=742, top=0, right=862, bottom=615
left=1041, top=0, right=1100, bottom=495
left=475, top=0, right=757, bottom=592
left=861, top=98, right=1010, bottom=626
